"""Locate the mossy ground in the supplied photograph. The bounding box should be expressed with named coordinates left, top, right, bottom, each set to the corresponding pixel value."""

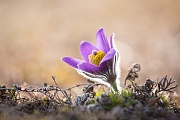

left=0, top=64, right=179, bottom=120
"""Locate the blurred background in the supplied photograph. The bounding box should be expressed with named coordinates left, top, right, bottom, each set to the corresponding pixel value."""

left=0, top=0, right=180, bottom=92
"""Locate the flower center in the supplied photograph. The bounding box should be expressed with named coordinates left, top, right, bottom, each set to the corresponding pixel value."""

left=88, top=50, right=105, bottom=66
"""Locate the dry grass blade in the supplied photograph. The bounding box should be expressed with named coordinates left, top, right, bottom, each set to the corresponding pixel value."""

left=124, top=63, right=141, bottom=87
left=157, top=75, right=178, bottom=92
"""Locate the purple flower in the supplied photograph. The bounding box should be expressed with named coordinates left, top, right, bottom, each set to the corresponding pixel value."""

left=62, top=28, right=121, bottom=92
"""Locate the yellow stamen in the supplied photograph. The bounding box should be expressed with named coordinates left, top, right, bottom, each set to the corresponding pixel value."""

left=88, top=50, right=105, bottom=66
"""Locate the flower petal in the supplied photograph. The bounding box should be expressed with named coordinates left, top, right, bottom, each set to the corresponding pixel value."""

left=80, top=41, right=98, bottom=62
left=96, top=28, right=110, bottom=53
left=78, top=62, right=100, bottom=74
left=110, top=33, right=115, bottom=49
left=100, top=48, right=116, bottom=64
left=61, top=57, right=83, bottom=69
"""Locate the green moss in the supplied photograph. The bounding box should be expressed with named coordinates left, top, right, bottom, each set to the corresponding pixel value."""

left=160, top=95, right=170, bottom=108
left=103, top=88, right=138, bottom=110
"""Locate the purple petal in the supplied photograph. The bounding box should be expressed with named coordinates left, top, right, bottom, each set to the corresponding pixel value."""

left=80, top=41, right=98, bottom=62
left=100, top=48, right=116, bottom=64
left=110, top=33, right=115, bottom=49
left=78, top=62, right=100, bottom=74
left=96, top=28, right=110, bottom=53
left=61, top=57, right=83, bottom=69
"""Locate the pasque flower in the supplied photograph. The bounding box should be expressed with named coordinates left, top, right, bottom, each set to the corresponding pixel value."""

left=62, top=28, right=121, bottom=92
